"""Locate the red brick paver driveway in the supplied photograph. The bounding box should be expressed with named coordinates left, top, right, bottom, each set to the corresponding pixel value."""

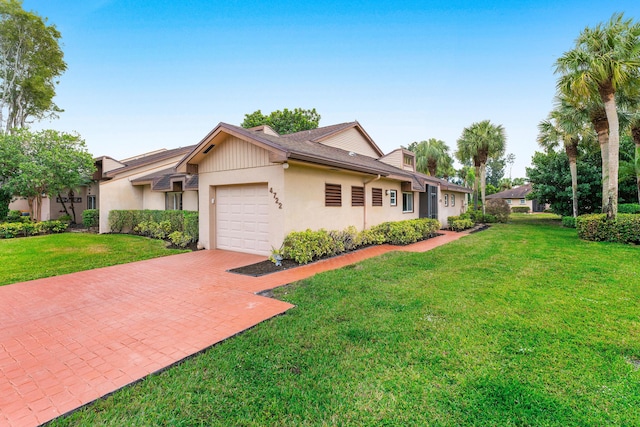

left=0, top=231, right=466, bottom=426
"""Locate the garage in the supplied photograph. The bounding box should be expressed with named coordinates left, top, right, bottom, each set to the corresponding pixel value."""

left=216, top=184, right=270, bottom=255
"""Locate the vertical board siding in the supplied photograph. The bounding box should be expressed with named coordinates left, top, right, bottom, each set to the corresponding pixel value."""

left=199, top=136, right=271, bottom=173
left=319, top=128, right=380, bottom=158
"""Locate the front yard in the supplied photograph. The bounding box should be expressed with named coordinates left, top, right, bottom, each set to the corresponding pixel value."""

left=39, top=216, right=640, bottom=425
left=0, top=233, right=188, bottom=286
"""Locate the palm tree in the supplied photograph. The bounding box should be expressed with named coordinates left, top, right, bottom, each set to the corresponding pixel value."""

left=537, top=98, right=594, bottom=217
left=455, top=120, right=506, bottom=214
left=555, top=13, right=640, bottom=217
left=409, top=138, right=452, bottom=177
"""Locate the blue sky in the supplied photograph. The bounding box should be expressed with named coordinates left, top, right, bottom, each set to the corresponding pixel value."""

left=24, top=0, right=640, bottom=178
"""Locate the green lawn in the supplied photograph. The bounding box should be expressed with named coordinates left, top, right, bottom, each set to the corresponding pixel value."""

left=0, top=233, right=188, bottom=286
left=51, top=216, right=640, bottom=426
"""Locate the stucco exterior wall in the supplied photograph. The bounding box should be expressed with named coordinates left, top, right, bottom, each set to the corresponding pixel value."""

left=282, top=163, right=418, bottom=235
left=439, top=190, right=468, bottom=226
left=506, top=198, right=533, bottom=211
left=98, top=155, right=184, bottom=232
left=318, top=128, right=380, bottom=158
left=183, top=191, right=198, bottom=211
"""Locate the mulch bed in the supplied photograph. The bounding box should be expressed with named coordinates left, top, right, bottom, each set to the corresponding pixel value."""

left=229, top=233, right=448, bottom=277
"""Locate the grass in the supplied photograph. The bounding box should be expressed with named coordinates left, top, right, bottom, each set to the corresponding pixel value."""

left=0, top=233, right=188, bottom=286
left=50, top=216, right=640, bottom=426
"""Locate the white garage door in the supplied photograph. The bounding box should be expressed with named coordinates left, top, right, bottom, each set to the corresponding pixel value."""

left=216, top=184, right=270, bottom=255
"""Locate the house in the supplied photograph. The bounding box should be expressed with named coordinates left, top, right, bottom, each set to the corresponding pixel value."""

left=97, top=146, right=199, bottom=232
left=485, top=183, right=545, bottom=212
left=96, top=121, right=471, bottom=256
left=170, top=121, right=471, bottom=255
left=7, top=181, right=99, bottom=223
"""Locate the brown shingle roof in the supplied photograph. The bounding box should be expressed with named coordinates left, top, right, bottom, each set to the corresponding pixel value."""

left=105, top=145, right=196, bottom=178
left=486, top=183, right=532, bottom=199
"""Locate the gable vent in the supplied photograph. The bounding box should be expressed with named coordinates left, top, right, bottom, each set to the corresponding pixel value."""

left=203, top=144, right=215, bottom=154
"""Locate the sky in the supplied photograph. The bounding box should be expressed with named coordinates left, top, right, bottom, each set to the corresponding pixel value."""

left=22, top=0, right=640, bottom=178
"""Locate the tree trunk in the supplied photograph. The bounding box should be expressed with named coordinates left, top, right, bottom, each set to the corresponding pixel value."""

left=68, top=189, right=77, bottom=224
left=632, top=126, right=640, bottom=204
left=57, top=192, right=71, bottom=218
left=565, top=143, right=578, bottom=218
left=473, top=165, right=480, bottom=211
left=599, top=84, right=619, bottom=218
left=480, top=162, right=487, bottom=215
left=591, top=108, right=609, bottom=212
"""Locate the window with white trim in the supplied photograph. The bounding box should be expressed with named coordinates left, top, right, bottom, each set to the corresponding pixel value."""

left=507, top=199, right=512, bottom=205
left=402, top=192, right=413, bottom=213
left=389, top=190, right=397, bottom=206
left=520, top=198, right=526, bottom=205
left=451, top=194, right=455, bottom=207
left=87, top=195, right=96, bottom=210
left=444, top=194, right=449, bottom=207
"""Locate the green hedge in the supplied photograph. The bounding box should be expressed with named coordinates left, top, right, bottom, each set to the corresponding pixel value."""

left=561, top=216, right=576, bottom=228
left=447, top=217, right=474, bottom=232
left=281, top=218, right=441, bottom=264
left=108, top=210, right=198, bottom=242
left=576, top=213, right=640, bottom=244
left=0, top=220, right=68, bottom=239
left=82, top=209, right=99, bottom=228
left=619, top=203, right=640, bottom=214
left=511, top=206, right=530, bottom=213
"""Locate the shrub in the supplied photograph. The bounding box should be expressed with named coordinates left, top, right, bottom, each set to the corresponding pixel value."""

left=82, top=209, right=99, bottom=228
left=356, top=228, right=386, bottom=246
left=108, top=210, right=198, bottom=241
left=562, top=216, right=576, bottom=228
left=409, top=218, right=440, bottom=238
left=168, top=231, right=193, bottom=248
left=58, top=214, right=72, bottom=223
left=6, top=210, right=25, bottom=222
left=282, top=229, right=334, bottom=264
left=511, top=206, right=530, bottom=213
left=576, top=213, right=640, bottom=244
left=0, top=220, right=68, bottom=238
left=618, top=203, right=640, bottom=214
left=450, top=218, right=474, bottom=232
left=485, top=199, right=510, bottom=223
left=380, top=221, right=421, bottom=245
left=134, top=220, right=173, bottom=240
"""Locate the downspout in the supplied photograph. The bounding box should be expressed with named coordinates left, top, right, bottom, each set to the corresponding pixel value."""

left=363, top=174, right=381, bottom=230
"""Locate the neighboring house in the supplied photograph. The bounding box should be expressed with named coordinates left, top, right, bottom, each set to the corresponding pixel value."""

left=485, top=183, right=545, bottom=212
left=172, top=121, right=471, bottom=256
left=8, top=181, right=99, bottom=223
left=97, top=146, right=199, bottom=233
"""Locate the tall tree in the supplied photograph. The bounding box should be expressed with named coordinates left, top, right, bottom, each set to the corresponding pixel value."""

left=555, top=13, right=640, bottom=217
left=407, top=138, right=452, bottom=177
left=537, top=98, right=594, bottom=217
left=4, top=129, right=94, bottom=221
left=241, top=108, right=320, bottom=135
left=0, top=0, right=66, bottom=133
left=455, top=120, right=506, bottom=214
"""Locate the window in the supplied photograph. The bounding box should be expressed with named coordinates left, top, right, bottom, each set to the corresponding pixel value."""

left=451, top=194, right=455, bottom=207
left=351, top=186, right=364, bottom=206
left=403, top=155, right=414, bottom=166
left=520, top=199, right=526, bottom=205
left=87, top=195, right=96, bottom=210
left=389, top=190, right=397, bottom=206
left=372, top=188, right=383, bottom=206
left=507, top=199, right=512, bottom=205
left=325, top=183, right=342, bottom=206
left=166, top=192, right=183, bottom=210
left=402, top=192, right=413, bottom=213
left=444, top=194, right=449, bottom=207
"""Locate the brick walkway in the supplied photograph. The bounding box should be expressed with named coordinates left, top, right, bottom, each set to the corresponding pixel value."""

left=0, top=230, right=467, bottom=427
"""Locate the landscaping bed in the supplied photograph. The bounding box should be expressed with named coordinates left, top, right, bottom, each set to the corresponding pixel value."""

left=229, top=233, right=443, bottom=277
